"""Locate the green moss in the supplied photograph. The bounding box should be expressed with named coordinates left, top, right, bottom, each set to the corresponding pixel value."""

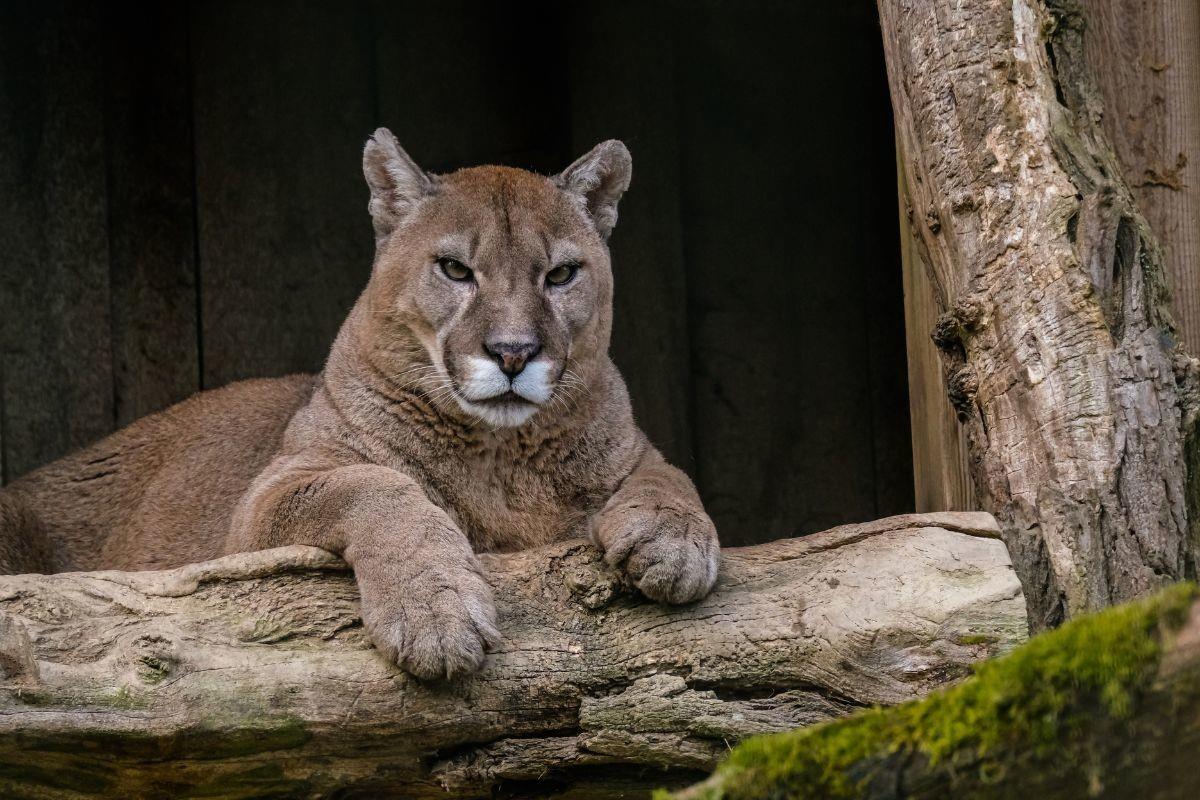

left=673, top=582, right=1198, bottom=800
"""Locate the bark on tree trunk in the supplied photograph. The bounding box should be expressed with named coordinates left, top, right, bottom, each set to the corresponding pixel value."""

left=0, top=513, right=1025, bottom=799
left=879, top=0, right=1200, bottom=630
left=671, top=582, right=1200, bottom=800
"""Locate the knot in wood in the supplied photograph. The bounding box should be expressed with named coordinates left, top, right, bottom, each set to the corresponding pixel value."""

left=947, top=365, right=979, bottom=420
left=131, top=634, right=178, bottom=685
left=950, top=191, right=976, bottom=213
left=925, top=204, right=942, bottom=233
left=558, top=547, right=623, bottom=610
left=931, top=313, right=963, bottom=353
left=951, top=296, right=986, bottom=333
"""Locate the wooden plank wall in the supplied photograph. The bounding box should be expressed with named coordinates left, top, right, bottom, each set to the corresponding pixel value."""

left=673, top=1, right=913, bottom=540
left=0, top=0, right=914, bottom=546
left=103, top=2, right=200, bottom=428
left=568, top=1, right=696, bottom=474
left=1084, top=0, right=1200, bottom=355
left=0, top=1, right=113, bottom=483
left=896, top=150, right=977, bottom=512
left=191, top=2, right=378, bottom=388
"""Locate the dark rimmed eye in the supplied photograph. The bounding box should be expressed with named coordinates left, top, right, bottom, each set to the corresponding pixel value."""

left=546, top=262, right=579, bottom=287
left=438, top=257, right=473, bottom=282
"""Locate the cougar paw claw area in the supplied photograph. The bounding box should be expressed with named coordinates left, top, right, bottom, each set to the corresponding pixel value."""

left=598, top=500, right=720, bottom=604
left=359, top=565, right=500, bottom=681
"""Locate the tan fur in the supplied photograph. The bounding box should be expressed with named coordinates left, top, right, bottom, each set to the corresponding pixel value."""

left=0, top=131, right=720, bottom=679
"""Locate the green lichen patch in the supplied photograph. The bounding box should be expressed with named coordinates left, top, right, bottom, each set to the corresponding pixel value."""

left=668, top=582, right=1198, bottom=800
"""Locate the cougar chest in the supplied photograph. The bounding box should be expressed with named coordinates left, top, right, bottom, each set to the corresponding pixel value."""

left=427, top=446, right=588, bottom=553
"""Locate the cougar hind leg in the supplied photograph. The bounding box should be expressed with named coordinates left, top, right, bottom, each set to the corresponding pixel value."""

left=0, top=490, right=56, bottom=574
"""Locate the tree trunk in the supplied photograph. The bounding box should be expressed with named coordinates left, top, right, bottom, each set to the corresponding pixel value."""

left=879, top=0, right=1200, bottom=630
left=671, top=582, right=1200, bottom=800
left=0, top=512, right=1025, bottom=799
left=899, top=2, right=1200, bottom=525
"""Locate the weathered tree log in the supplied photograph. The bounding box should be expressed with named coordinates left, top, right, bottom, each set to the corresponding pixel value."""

left=671, top=582, right=1200, bottom=800
left=879, top=0, right=1200, bottom=629
left=0, top=512, right=1024, bottom=799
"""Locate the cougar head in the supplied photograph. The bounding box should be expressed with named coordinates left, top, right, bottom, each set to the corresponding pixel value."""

left=359, top=128, right=630, bottom=429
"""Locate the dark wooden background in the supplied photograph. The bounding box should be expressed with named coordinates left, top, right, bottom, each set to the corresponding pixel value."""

left=0, top=0, right=913, bottom=546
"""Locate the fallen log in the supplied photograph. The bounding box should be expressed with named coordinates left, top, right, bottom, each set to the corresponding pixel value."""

left=0, top=512, right=1025, bottom=799
left=671, top=581, right=1200, bottom=800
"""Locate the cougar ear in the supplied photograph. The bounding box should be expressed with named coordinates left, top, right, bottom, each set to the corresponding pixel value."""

left=556, top=140, right=632, bottom=241
left=363, top=127, right=433, bottom=244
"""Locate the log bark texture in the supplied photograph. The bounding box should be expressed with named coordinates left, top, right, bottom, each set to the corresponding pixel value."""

left=879, top=0, right=1200, bottom=629
left=0, top=512, right=1025, bottom=799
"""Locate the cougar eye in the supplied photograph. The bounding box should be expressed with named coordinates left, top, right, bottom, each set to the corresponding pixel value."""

left=545, top=262, right=579, bottom=287
left=438, top=257, right=473, bottom=282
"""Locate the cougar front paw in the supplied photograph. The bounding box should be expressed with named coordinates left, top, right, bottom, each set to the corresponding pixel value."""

left=596, top=498, right=720, bottom=604
left=358, top=562, right=500, bottom=680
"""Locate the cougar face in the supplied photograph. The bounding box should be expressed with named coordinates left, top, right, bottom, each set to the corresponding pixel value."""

left=361, top=130, right=631, bottom=429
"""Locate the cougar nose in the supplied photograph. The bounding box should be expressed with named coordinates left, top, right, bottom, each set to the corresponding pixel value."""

left=484, top=338, right=542, bottom=377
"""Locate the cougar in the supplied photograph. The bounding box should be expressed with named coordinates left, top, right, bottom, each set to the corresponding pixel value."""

left=0, top=129, right=721, bottom=679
